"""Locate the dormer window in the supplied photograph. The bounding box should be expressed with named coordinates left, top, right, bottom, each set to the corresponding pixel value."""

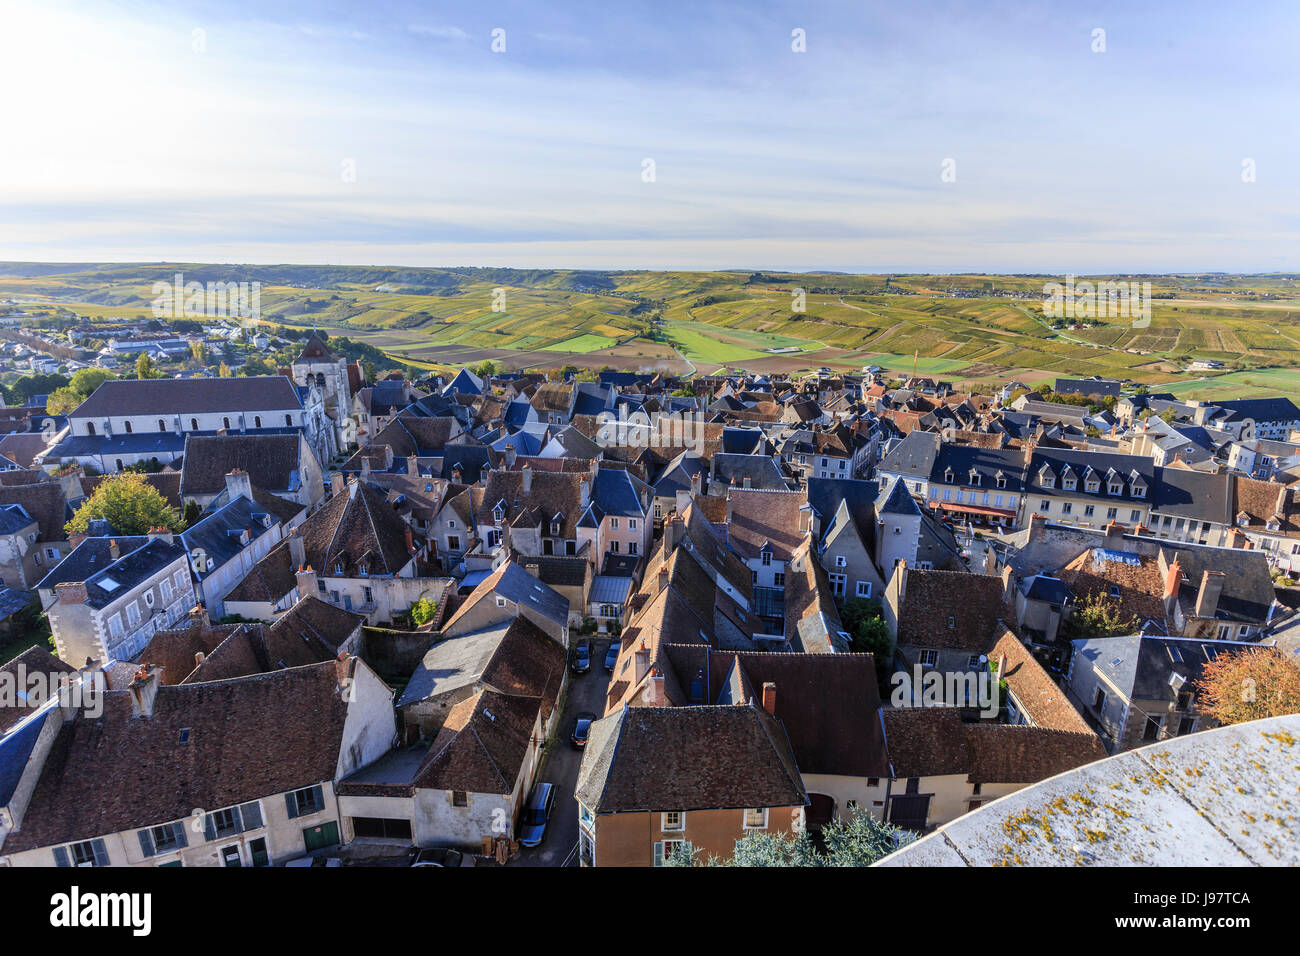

left=1086, top=480, right=1099, bottom=493
left=334, top=562, right=344, bottom=574
left=1267, top=518, right=1281, bottom=532
left=943, top=469, right=954, bottom=483
left=551, top=521, right=561, bottom=536
left=493, top=506, right=504, bottom=523
left=969, top=471, right=980, bottom=486
left=1063, top=477, right=1076, bottom=491
left=995, top=472, right=1007, bottom=489
left=1039, top=470, right=1055, bottom=489
left=1108, top=481, right=1123, bottom=495
left=1237, top=513, right=1250, bottom=528
left=1132, top=484, right=1145, bottom=498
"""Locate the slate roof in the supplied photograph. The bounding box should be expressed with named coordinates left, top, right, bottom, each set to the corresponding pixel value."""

left=71, top=376, right=303, bottom=418
left=36, top=535, right=188, bottom=610
left=180, top=434, right=304, bottom=497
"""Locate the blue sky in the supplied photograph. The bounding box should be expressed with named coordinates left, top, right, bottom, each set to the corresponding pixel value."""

left=1, top=0, right=1297, bottom=272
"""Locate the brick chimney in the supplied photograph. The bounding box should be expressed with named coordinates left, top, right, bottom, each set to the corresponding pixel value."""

left=55, top=581, right=88, bottom=605
left=579, top=476, right=591, bottom=508
left=147, top=526, right=174, bottom=546
left=504, top=444, right=517, bottom=469
left=1103, top=519, right=1125, bottom=550
left=761, top=681, right=777, bottom=715
left=689, top=470, right=702, bottom=497
left=663, top=514, right=684, bottom=552
left=188, top=603, right=209, bottom=629
left=128, top=664, right=164, bottom=718
left=225, top=468, right=252, bottom=502
left=647, top=667, right=666, bottom=706
left=405, top=525, right=415, bottom=555
left=408, top=454, right=419, bottom=477
left=108, top=539, right=120, bottom=561
left=521, top=462, right=532, bottom=493
left=894, top=559, right=909, bottom=603
left=361, top=455, right=371, bottom=477
left=1195, top=570, right=1225, bottom=619
left=330, top=472, right=345, bottom=496
left=1163, top=558, right=1182, bottom=600
left=334, top=652, right=355, bottom=696
left=68, top=531, right=87, bottom=551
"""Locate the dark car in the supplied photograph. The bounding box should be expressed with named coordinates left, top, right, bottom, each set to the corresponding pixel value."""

left=603, top=641, right=620, bottom=671
left=518, top=783, right=556, bottom=847
left=571, top=711, right=597, bottom=748
left=570, top=642, right=591, bottom=674
left=409, top=847, right=466, bottom=868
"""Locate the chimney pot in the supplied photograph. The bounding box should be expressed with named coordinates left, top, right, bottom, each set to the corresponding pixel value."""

left=761, top=681, right=777, bottom=715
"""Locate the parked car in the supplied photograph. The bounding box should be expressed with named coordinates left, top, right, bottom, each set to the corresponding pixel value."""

left=603, top=642, right=619, bottom=671
left=518, top=782, right=556, bottom=847
left=410, top=847, right=467, bottom=868
left=570, top=642, right=591, bottom=674
left=571, top=711, right=596, bottom=748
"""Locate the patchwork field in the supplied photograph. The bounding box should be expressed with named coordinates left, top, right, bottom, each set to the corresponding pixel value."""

left=3, top=263, right=1299, bottom=398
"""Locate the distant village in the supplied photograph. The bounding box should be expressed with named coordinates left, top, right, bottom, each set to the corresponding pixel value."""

left=0, top=314, right=1298, bottom=868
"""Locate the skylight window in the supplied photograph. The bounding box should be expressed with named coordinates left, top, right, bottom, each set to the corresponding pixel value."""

left=99, top=577, right=120, bottom=593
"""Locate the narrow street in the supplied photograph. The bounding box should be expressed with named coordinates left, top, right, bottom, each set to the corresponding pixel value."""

left=513, top=637, right=616, bottom=867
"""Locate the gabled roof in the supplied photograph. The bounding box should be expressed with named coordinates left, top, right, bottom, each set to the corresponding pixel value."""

left=575, top=704, right=807, bottom=813
left=298, top=479, right=415, bottom=576
left=71, top=376, right=303, bottom=418
left=2, top=660, right=354, bottom=852
left=180, top=434, right=304, bottom=498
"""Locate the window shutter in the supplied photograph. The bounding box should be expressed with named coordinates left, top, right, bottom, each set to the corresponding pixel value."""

left=285, top=793, right=300, bottom=819
left=172, top=821, right=188, bottom=848
left=240, top=801, right=263, bottom=831
left=53, top=846, right=70, bottom=867
left=310, top=785, right=324, bottom=814
left=91, top=839, right=109, bottom=867
left=204, top=814, right=217, bottom=842
left=138, top=829, right=156, bottom=858
left=653, top=841, right=663, bottom=867
left=229, top=806, right=244, bottom=832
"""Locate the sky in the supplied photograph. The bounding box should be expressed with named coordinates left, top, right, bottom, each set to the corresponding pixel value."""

left=1, top=0, right=1297, bottom=273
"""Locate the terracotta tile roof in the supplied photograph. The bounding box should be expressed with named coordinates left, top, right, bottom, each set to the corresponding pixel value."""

left=0, top=480, right=67, bottom=540
left=136, top=618, right=248, bottom=686
left=896, top=569, right=1011, bottom=651
left=985, top=629, right=1096, bottom=735
left=414, top=688, right=541, bottom=794
left=224, top=540, right=296, bottom=605
left=3, top=660, right=352, bottom=852
left=298, top=478, right=415, bottom=576
left=575, top=704, right=806, bottom=813
left=963, top=724, right=1107, bottom=784
left=1057, top=549, right=1166, bottom=626
left=882, top=707, right=970, bottom=777
left=724, top=488, right=807, bottom=562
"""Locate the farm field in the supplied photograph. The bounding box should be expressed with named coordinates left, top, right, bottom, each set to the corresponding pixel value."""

left=3, top=263, right=1299, bottom=399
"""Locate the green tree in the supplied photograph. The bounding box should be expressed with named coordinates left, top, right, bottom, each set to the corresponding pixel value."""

left=218, top=362, right=232, bottom=378
left=181, top=499, right=203, bottom=529
left=135, top=353, right=163, bottom=379
left=410, top=597, right=438, bottom=627
left=190, top=340, right=208, bottom=365
left=1061, top=592, right=1138, bottom=643
left=473, top=360, right=499, bottom=378
left=65, top=473, right=182, bottom=536
left=46, top=369, right=116, bottom=414
left=672, top=806, right=915, bottom=867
